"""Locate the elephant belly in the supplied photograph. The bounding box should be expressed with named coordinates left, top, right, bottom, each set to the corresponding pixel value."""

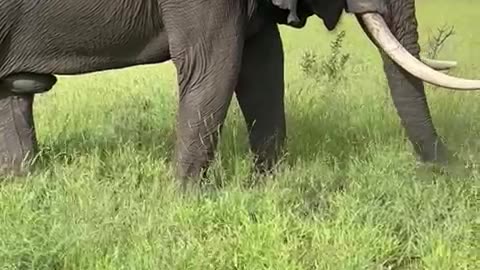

left=0, top=0, right=171, bottom=77
left=29, top=33, right=172, bottom=76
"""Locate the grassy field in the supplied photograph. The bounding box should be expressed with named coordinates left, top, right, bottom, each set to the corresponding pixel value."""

left=1, top=1, right=479, bottom=269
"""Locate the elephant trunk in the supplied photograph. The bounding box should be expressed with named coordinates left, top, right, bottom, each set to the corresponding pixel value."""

left=349, top=0, right=451, bottom=162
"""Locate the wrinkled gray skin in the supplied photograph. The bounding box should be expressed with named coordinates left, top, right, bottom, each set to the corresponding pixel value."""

left=0, top=0, right=450, bottom=185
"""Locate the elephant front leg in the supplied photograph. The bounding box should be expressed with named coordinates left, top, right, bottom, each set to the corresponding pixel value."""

left=236, top=23, right=286, bottom=174
left=172, top=36, right=244, bottom=186
left=162, top=0, right=247, bottom=186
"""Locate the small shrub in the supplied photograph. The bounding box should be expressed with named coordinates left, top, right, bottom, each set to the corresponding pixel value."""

left=300, top=30, right=350, bottom=85
left=424, top=24, right=455, bottom=59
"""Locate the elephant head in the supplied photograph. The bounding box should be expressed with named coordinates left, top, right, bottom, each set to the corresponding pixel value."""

left=272, top=0, right=480, bottom=164
left=271, top=0, right=480, bottom=89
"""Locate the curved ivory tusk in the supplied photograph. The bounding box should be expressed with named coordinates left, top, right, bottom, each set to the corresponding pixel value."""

left=359, top=13, right=480, bottom=90
left=421, top=57, right=457, bottom=71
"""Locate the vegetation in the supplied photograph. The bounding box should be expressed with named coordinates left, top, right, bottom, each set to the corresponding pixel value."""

left=1, top=0, right=478, bottom=269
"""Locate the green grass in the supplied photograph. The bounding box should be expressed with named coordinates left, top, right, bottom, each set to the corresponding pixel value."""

left=1, top=0, right=479, bottom=269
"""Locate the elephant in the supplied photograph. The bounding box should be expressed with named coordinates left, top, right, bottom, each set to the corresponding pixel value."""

left=0, top=0, right=479, bottom=186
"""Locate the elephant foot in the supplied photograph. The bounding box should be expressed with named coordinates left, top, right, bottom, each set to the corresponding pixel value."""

left=173, top=157, right=211, bottom=192
left=0, top=91, right=37, bottom=177
left=252, top=156, right=282, bottom=178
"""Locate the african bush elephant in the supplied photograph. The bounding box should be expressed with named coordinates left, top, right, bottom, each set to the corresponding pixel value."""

left=0, top=0, right=479, bottom=185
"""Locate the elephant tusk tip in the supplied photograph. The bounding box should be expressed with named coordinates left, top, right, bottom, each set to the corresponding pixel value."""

left=359, top=13, right=480, bottom=90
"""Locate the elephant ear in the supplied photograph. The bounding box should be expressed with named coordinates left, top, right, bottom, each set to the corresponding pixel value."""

left=317, top=0, right=346, bottom=30
left=272, top=0, right=300, bottom=25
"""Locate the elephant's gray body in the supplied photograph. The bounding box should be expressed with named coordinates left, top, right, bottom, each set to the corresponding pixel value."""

left=0, top=0, right=464, bottom=186
left=0, top=0, right=169, bottom=77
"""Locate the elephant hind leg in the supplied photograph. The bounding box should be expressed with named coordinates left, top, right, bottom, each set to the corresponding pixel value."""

left=0, top=91, right=37, bottom=176
left=0, top=73, right=56, bottom=177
